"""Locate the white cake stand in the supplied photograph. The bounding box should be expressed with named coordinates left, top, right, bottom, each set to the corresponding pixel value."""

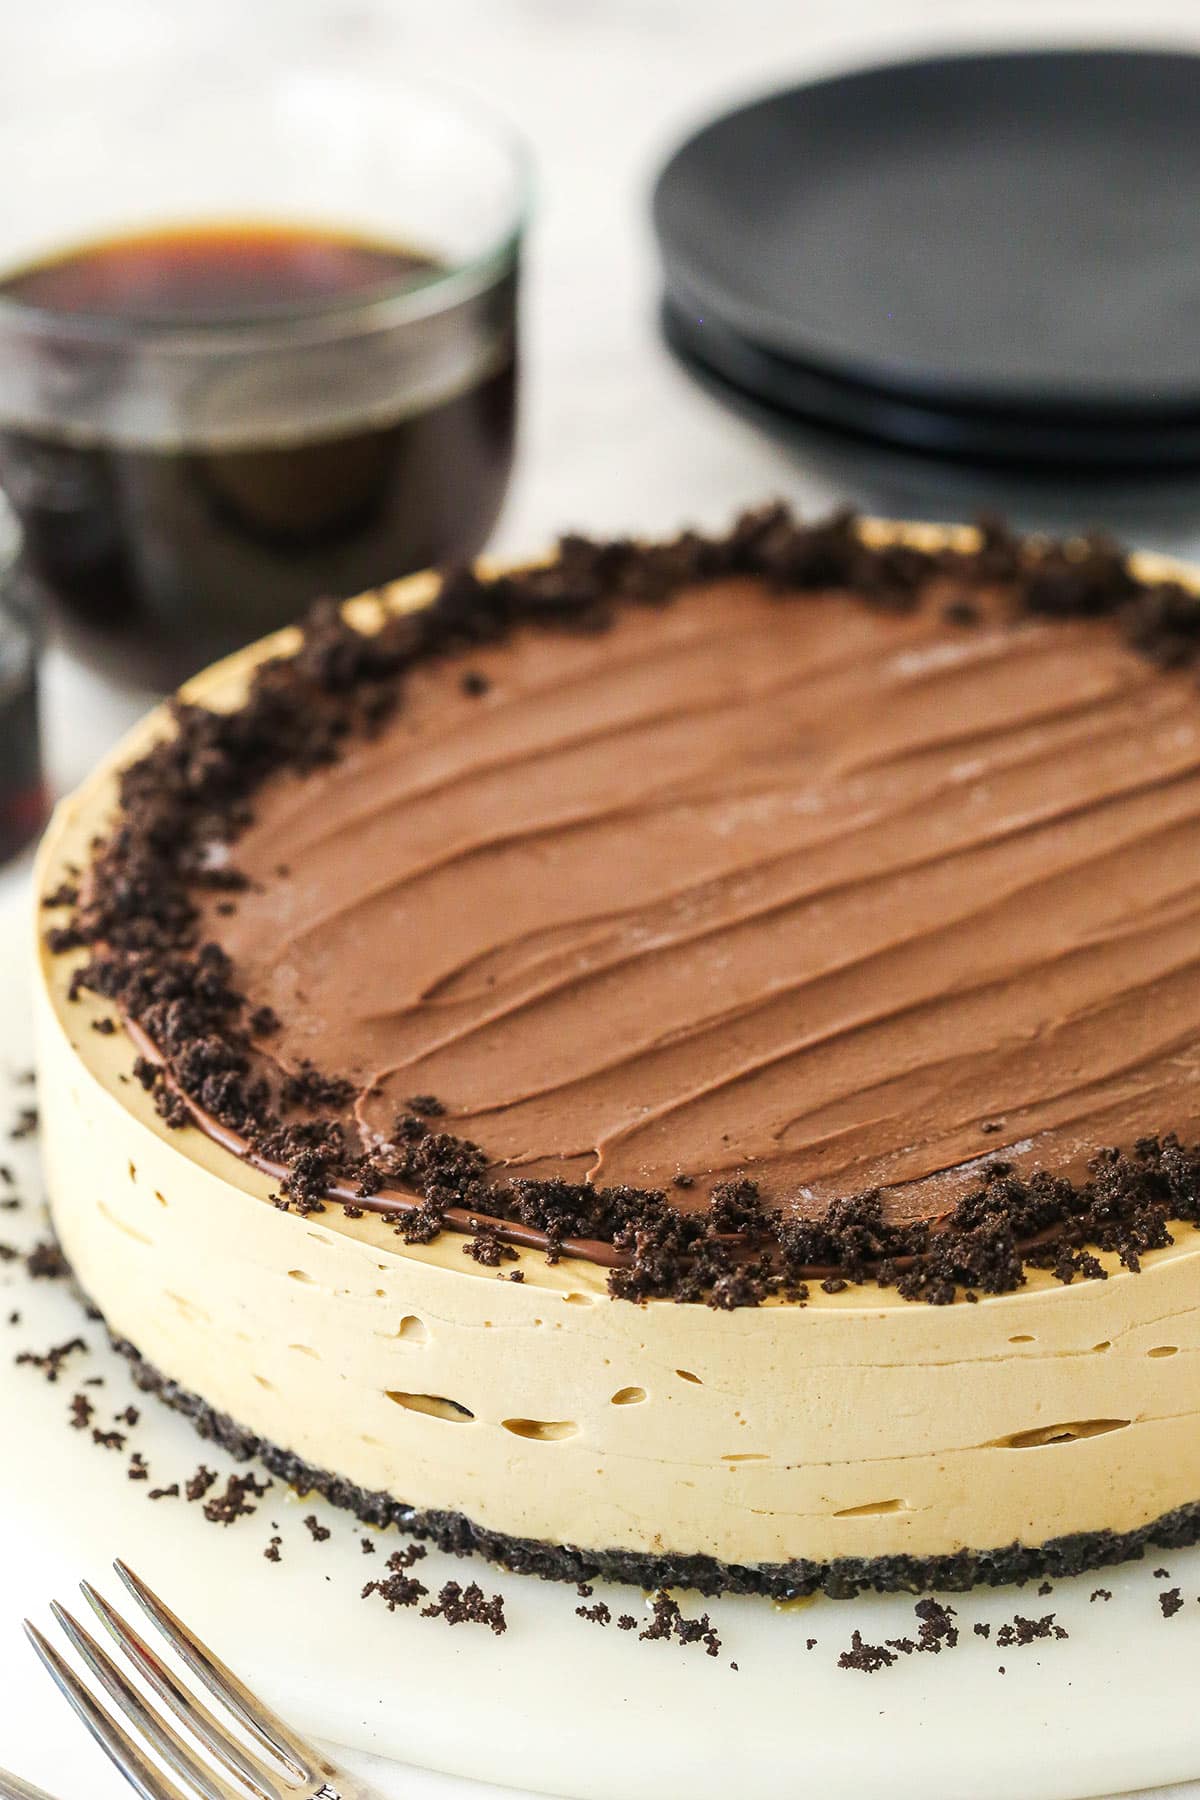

left=1, top=872, right=1198, bottom=1800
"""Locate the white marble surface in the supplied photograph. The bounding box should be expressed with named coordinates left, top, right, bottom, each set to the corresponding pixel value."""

left=6, top=0, right=1200, bottom=1793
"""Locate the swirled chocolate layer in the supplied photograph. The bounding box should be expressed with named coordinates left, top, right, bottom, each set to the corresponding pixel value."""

left=201, top=573, right=1200, bottom=1224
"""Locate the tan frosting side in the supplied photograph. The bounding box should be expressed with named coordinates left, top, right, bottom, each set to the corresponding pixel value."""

left=34, top=945, right=1200, bottom=1565
left=32, top=527, right=1200, bottom=1569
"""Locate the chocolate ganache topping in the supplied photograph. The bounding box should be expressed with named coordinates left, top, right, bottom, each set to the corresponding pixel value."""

left=51, top=508, right=1200, bottom=1305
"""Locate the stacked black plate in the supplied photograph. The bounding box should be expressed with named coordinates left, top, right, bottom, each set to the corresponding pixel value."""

left=653, top=49, right=1200, bottom=473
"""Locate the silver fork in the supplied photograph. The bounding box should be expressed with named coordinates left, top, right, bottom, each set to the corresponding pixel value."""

left=15, top=1559, right=384, bottom=1800
left=0, top=1773, right=59, bottom=1800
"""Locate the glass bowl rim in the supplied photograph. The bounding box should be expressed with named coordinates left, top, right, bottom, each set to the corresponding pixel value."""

left=0, top=69, right=531, bottom=355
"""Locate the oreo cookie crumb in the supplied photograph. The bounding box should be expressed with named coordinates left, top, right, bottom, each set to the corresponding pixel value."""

left=264, top=1536, right=282, bottom=1563
left=303, top=1513, right=331, bottom=1543
left=202, top=1471, right=271, bottom=1525
left=1090, top=1588, right=1112, bottom=1602
left=576, top=1601, right=612, bottom=1625
left=149, top=1484, right=180, bottom=1500
left=127, top=1452, right=149, bottom=1481
left=1159, top=1587, right=1184, bottom=1618
left=8, top=1108, right=37, bottom=1141
left=422, top=1580, right=507, bottom=1636
left=835, top=1599, right=960, bottom=1672
left=638, top=1590, right=721, bottom=1657
left=26, top=1241, right=69, bottom=1281
left=995, top=1613, right=1067, bottom=1647
left=362, top=1553, right=430, bottom=1612
left=913, top=1597, right=959, bottom=1652
left=16, top=1336, right=87, bottom=1383
left=184, top=1465, right=218, bottom=1503
left=838, top=1629, right=897, bottom=1673
left=463, top=1229, right=517, bottom=1266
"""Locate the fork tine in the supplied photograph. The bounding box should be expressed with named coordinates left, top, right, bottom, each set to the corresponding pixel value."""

left=80, top=1584, right=288, bottom=1800
left=113, top=1564, right=313, bottom=1783
left=49, top=1603, right=264, bottom=1800
left=23, top=1621, right=188, bottom=1800
left=0, top=1768, right=62, bottom=1800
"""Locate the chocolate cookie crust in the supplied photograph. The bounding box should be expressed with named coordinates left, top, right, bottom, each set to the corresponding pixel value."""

left=108, top=1320, right=1200, bottom=1601
left=46, top=507, right=1200, bottom=1306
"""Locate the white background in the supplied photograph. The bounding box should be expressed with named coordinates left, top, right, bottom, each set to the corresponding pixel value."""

left=6, top=0, right=1200, bottom=1793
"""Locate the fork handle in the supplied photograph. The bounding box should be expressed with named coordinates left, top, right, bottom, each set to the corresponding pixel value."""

left=0, top=1771, right=62, bottom=1800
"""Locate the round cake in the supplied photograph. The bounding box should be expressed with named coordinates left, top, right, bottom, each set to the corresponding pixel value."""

left=34, top=507, right=1200, bottom=1598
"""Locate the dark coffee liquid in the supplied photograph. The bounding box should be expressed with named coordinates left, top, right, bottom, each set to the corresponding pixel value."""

left=0, top=222, right=436, bottom=317
left=0, top=224, right=517, bottom=689
left=0, top=622, right=43, bottom=863
left=0, top=676, right=43, bottom=864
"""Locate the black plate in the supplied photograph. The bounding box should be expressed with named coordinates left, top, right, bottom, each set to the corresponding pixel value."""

left=662, top=295, right=1200, bottom=468
left=653, top=49, right=1200, bottom=417
left=662, top=317, right=1200, bottom=549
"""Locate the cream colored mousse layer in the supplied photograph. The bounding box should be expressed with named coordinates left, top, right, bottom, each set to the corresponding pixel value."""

left=33, top=529, right=1200, bottom=1574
